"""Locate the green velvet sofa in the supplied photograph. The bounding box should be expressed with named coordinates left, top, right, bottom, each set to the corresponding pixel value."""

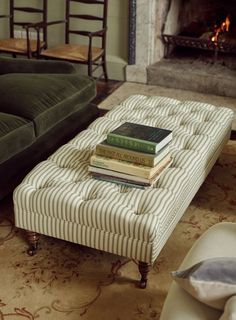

left=0, top=56, right=99, bottom=199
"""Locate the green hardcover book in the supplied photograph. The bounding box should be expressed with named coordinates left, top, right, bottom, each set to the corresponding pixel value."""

left=95, top=140, right=170, bottom=167
left=107, top=122, right=172, bottom=154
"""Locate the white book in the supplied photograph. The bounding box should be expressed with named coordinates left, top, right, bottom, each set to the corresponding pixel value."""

left=88, top=157, right=173, bottom=184
left=90, top=153, right=171, bottom=179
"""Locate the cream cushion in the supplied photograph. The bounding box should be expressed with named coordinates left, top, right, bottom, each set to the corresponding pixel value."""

left=160, top=222, right=236, bottom=320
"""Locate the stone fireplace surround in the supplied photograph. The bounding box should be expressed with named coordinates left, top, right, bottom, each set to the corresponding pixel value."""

left=126, top=0, right=180, bottom=83
left=126, top=0, right=236, bottom=95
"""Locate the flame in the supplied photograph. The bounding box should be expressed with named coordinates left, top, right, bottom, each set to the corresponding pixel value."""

left=211, top=15, right=230, bottom=42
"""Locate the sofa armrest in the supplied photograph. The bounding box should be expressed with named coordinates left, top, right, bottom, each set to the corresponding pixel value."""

left=0, top=56, right=77, bottom=75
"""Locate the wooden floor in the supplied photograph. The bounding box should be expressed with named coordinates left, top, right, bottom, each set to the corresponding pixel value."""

left=92, top=79, right=123, bottom=106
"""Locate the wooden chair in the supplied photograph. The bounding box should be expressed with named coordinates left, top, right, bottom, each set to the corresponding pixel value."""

left=39, top=0, right=108, bottom=80
left=0, top=0, right=48, bottom=58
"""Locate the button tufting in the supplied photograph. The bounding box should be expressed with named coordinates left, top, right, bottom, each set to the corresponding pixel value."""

left=13, top=94, right=234, bottom=266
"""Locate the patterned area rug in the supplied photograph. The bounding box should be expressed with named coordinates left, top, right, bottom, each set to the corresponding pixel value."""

left=0, top=141, right=236, bottom=320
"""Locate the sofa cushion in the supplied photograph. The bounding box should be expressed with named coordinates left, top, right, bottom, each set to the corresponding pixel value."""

left=0, top=112, right=35, bottom=164
left=0, top=56, right=77, bottom=74
left=0, top=73, right=96, bottom=137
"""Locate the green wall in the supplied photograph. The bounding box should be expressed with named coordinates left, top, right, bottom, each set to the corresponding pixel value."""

left=0, top=0, right=128, bottom=80
left=105, top=0, right=128, bottom=80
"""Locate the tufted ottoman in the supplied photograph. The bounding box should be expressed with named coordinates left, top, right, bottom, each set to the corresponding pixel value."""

left=13, top=95, right=234, bottom=288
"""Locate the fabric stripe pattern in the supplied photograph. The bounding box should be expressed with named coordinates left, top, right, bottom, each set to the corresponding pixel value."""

left=13, top=95, right=234, bottom=264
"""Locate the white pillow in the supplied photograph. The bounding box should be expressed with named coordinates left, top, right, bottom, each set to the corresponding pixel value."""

left=171, top=257, right=236, bottom=310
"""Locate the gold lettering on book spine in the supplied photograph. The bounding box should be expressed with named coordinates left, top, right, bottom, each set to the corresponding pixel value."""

left=96, top=146, right=153, bottom=166
left=108, top=136, right=155, bottom=153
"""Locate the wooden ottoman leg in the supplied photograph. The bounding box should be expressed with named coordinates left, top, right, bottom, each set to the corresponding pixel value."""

left=26, top=231, right=39, bottom=256
left=138, top=261, right=151, bottom=289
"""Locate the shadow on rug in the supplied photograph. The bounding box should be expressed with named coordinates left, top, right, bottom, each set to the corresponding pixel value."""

left=0, top=141, right=235, bottom=320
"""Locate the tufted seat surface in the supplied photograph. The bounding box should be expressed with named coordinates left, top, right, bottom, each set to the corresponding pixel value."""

left=13, top=95, right=234, bottom=264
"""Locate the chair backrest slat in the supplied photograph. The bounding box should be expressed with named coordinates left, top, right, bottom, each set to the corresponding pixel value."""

left=65, top=0, right=108, bottom=44
left=9, top=0, right=48, bottom=43
left=69, top=14, right=104, bottom=21
left=0, top=15, right=9, bottom=19
left=14, top=7, right=44, bottom=14
left=71, top=0, right=105, bottom=4
left=69, top=30, right=104, bottom=37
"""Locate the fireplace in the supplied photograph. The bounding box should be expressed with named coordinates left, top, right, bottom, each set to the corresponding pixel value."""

left=126, top=0, right=236, bottom=98
left=162, top=0, right=236, bottom=59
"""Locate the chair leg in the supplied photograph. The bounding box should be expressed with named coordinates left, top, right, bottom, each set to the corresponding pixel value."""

left=88, top=61, right=93, bottom=77
left=138, top=261, right=151, bottom=289
left=26, top=231, right=40, bottom=256
left=102, top=55, right=108, bottom=81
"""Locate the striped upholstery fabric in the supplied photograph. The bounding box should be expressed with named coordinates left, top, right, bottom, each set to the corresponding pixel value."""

left=13, top=95, right=234, bottom=264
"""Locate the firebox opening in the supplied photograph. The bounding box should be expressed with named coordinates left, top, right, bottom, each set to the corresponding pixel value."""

left=162, top=0, right=236, bottom=63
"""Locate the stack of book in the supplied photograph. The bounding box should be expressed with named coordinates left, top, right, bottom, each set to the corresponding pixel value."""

left=88, top=122, right=173, bottom=189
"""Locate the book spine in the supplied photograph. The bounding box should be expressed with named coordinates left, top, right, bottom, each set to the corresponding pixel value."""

left=90, top=171, right=150, bottom=186
left=90, top=155, right=152, bottom=179
left=88, top=165, right=150, bottom=184
left=92, top=175, right=146, bottom=189
left=107, top=134, right=156, bottom=154
left=95, top=145, right=154, bottom=167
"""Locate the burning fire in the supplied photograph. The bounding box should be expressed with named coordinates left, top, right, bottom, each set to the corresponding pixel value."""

left=211, top=15, right=230, bottom=42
